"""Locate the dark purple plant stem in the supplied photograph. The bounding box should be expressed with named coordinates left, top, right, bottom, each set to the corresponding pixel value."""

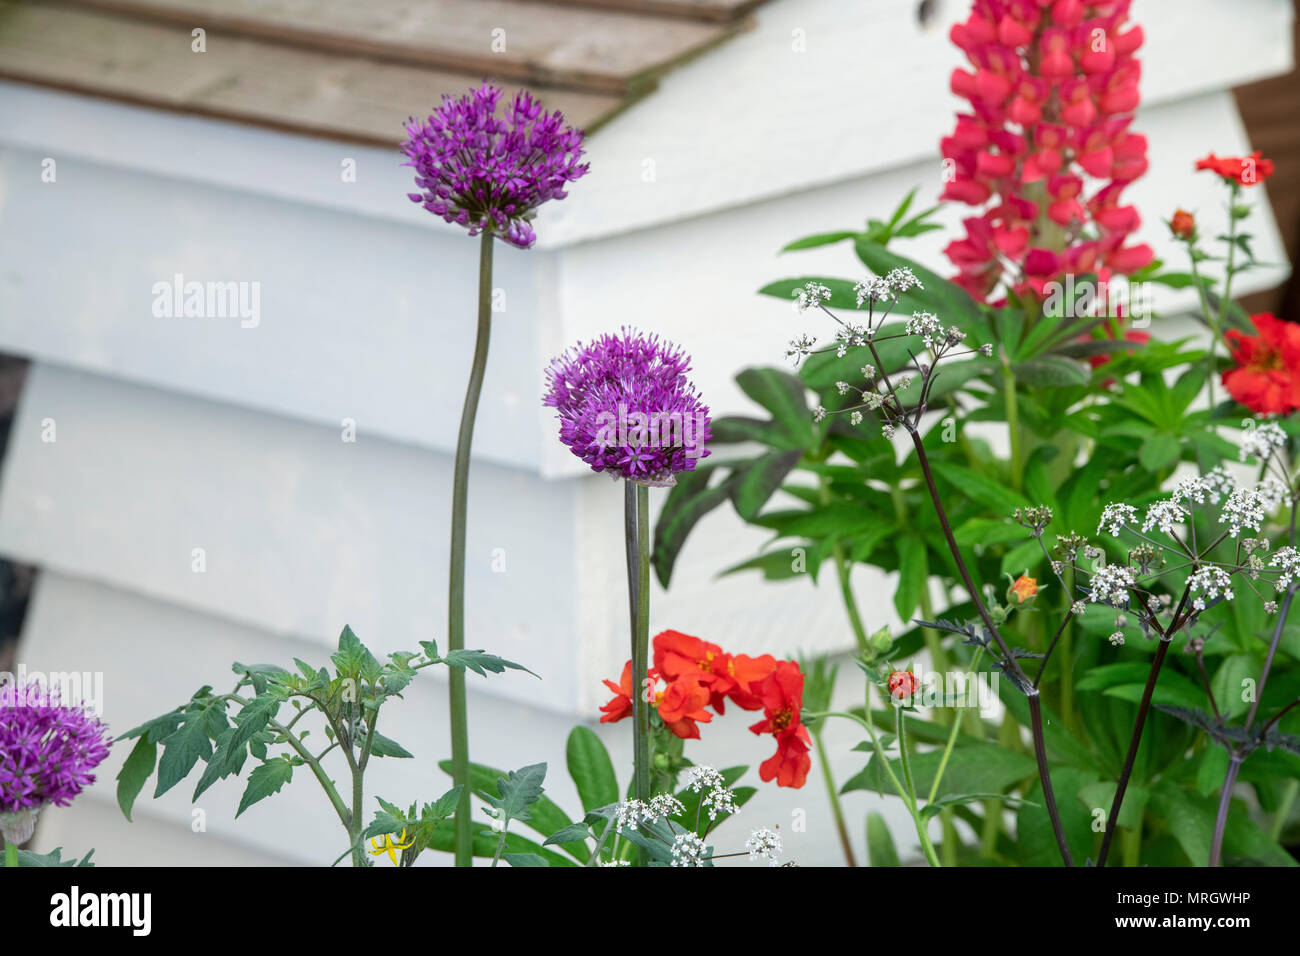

left=1209, top=584, right=1297, bottom=865
left=905, top=426, right=1074, bottom=866
left=1096, top=635, right=1170, bottom=867
left=1209, top=755, right=1243, bottom=867
left=1208, top=496, right=1299, bottom=866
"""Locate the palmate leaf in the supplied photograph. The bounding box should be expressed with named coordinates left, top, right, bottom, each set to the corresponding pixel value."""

left=730, top=449, right=803, bottom=521
left=652, top=467, right=738, bottom=588
left=735, top=367, right=814, bottom=448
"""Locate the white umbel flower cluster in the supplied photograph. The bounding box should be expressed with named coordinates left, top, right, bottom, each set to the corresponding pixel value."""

left=854, top=276, right=893, bottom=306
left=614, top=794, right=683, bottom=833
left=745, top=827, right=783, bottom=867
left=1098, top=503, right=1138, bottom=537
left=905, top=311, right=943, bottom=349
left=670, top=832, right=708, bottom=867
left=686, top=765, right=739, bottom=822
left=792, top=281, right=832, bottom=314
left=1089, top=564, right=1136, bottom=606
left=1188, top=565, right=1234, bottom=611
left=1141, top=499, right=1187, bottom=535
left=1270, top=547, right=1300, bottom=589
left=1220, top=487, right=1266, bottom=537
left=1240, top=422, right=1287, bottom=462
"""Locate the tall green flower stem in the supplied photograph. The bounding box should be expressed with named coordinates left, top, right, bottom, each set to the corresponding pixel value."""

left=624, top=481, right=652, bottom=812
left=814, top=701, right=940, bottom=867
left=810, top=722, right=857, bottom=867
left=447, top=229, right=495, bottom=866
left=4, top=840, right=16, bottom=868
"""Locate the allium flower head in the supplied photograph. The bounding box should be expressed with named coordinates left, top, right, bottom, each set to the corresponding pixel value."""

left=0, top=680, right=111, bottom=841
left=402, top=82, right=589, bottom=248
left=543, top=329, right=711, bottom=485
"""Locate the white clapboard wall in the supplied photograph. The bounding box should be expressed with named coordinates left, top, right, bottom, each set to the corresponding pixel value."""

left=0, top=0, right=1294, bottom=865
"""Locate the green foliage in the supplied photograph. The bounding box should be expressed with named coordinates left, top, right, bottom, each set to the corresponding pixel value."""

left=115, top=625, right=534, bottom=866
left=649, top=190, right=1300, bottom=867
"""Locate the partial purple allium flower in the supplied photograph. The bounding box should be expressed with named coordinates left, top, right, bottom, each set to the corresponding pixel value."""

left=401, top=82, right=589, bottom=249
left=0, top=680, right=111, bottom=843
left=544, top=329, right=712, bottom=485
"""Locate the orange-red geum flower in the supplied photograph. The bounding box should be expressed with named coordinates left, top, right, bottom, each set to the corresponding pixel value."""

left=599, top=659, right=713, bottom=739
left=1169, top=209, right=1195, bottom=240
left=652, top=630, right=775, bottom=714
left=598, top=660, right=640, bottom=724
left=1195, top=150, right=1275, bottom=186
left=888, top=670, right=922, bottom=700
left=1223, top=313, right=1300, bottom=415
left=749, top=661, right=811, bottom=788
left=1010, top=575, right=1039, bottom=604
left=654, top=672, right=713, bottom=740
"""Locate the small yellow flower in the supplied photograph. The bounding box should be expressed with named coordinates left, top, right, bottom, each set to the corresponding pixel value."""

left=368, top=828, right=415, bottom=866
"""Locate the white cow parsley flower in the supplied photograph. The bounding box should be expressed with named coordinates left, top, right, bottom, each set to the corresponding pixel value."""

left=686, top=766, right=739, bottom=822
left=1141, top=499, right=1187, bottom=535
left=1240, top=422, right=1287, bottom=462
left=792, top=282, right=831, bottom=314
left=670, top=832, right=708, bottom=867
left=1188, top=565, right=1233, bottom=611
left=647, top=793, right=685, bottom=821
left=854, top=276, right=893, bottom=306
left=1089, top=564, right=1136, bottom=606
left=1269, top=547, right=1300, bottom=589
left=1220, top=488, right=1265, bottom=537
left=906, top=311, right=943, bottom=349
left=1108, top=631, right=1125, bottom=647
left=786, top=333, right=817, bottom=365
left=745, top=827, right=783, bottom=866
left=1258, top=476, right=1291, bottom=511
left=1098, top=503, right=1138, bottom=537
left=886, top=267, right=924, bottom=294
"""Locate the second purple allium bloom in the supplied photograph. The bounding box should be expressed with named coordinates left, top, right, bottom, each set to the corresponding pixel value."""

left=0, top=681, right=111, bottom=844
left=401, top=82, right=589, bottom=248
left=544, top=329, right=712, bottom=486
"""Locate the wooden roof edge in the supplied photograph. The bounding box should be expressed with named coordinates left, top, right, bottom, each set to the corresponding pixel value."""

left=542, top=0, right=767, bottom=24
left=40, top=0, right=766, bottom=95
left=39, top=0, right=645, bottom=95
left=0, top=60, right=650, bottom=147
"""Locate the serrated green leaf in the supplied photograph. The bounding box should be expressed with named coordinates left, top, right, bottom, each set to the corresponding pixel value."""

left=235, top=757, right=294, bottom=817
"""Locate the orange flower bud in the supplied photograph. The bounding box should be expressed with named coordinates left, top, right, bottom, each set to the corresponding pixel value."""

left=1169, top=208, right=1195, bottom=240
left=887, top=670, right=921, bottom=700
left=1010, top=575, right=1039, bottom=604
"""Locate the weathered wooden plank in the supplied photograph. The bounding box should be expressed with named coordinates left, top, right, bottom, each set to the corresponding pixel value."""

left=50, top=0, right=741, bottom=92
left=548, top=0, right=764, bottom=23
left=0, top=4, right=623, bottom=143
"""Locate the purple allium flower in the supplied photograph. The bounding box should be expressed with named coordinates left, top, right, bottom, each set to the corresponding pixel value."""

left=0, top=681, right=110, bottom=842
left=401, top=82, right=589, bottom=249
left=543, top=329, right=712, bottom=485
